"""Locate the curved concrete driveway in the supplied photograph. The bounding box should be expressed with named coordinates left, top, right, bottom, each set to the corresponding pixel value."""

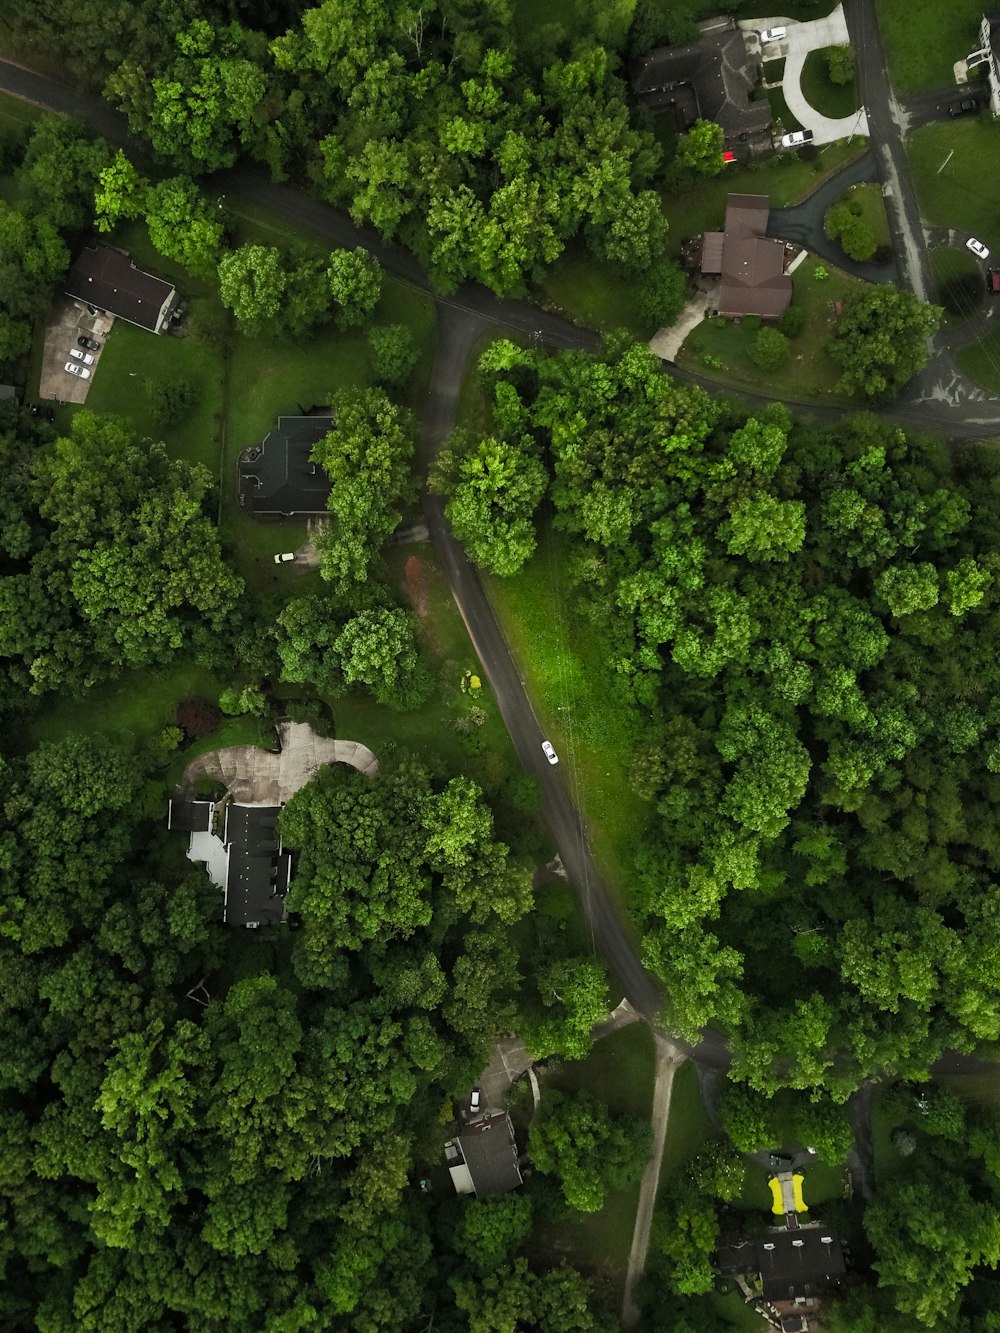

left=743, top=6, right=870, bottom=144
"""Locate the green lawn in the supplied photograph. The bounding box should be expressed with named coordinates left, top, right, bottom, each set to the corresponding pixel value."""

left=27, top=662, right=229, bottom=749
left=711, top=1287, right=769, bottom=1330
left=661, top=139, right=866, bottom=255
left=485, top=525, right=654, bottom=921
left=765, top=86, right=801, bottom=136
left=0, top=90, right=44, bottom=133
left=877, top=0, right=983, bottom=95
left=678, top=261, right=870, bottom=401
left=956, top=326, right=1000, bottom=393
left=537, top=242, right=653, bottom=337
left=658, top=1061, right=715, bottom=1188
left=531, top=1025, right=658, bottom=1284
left=799, top=49, right=860, bottom=121
left=550, top=1023, right=656, bottom=1120
left=909, top=117, right=1000, bottom=240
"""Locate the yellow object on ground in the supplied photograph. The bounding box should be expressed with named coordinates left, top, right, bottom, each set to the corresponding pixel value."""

left=768, top=1177, right=783, bottom=1214
left=792, top=1173, right=806, bottom=1212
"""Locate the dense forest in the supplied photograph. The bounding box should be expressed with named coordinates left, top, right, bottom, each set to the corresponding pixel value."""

left=2, top=0, right=998, bottom=1328
left=443, top=335, right=1000, bottom=1092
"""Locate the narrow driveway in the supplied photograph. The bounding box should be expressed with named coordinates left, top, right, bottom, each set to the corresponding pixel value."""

left=766, top=148, right=897, bottom=282
left=621, top=1036, right=687, bottom=1327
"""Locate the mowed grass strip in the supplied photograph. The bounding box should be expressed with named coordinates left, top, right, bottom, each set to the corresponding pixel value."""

left=485, top=524, right=653, bottom=922
left=876, top=0, right=983, bottom=95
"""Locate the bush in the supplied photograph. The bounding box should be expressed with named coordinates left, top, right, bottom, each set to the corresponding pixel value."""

left=148, top=376, right=199, bottom=427
left=176, top=697, right=221, bottom=740
left=741, top=314, right=762, bottom=332
left=825, top=200, right=876, bottom=262
left=827, top=45, right=855, bottom=85
left=636, top=259, right=687, bottom=328
left=779, top=305, right=807, bottom=338
left=368, top=323, right=418, bottom=388
left=749, top=327, right=790, bottom=370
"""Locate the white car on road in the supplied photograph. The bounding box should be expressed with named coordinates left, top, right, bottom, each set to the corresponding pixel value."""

left=541, top=740, right=559, bottom=765
left=967, top=237, right=990, bottom=260
left=64, top=362, right=91, bottom=379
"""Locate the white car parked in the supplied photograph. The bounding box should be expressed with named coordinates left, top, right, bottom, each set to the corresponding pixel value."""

left=68, top=347, right=95, bottom=365
left=967, top=237, right=990, bottom=260
left=760, top=26, right=787, bottom=43
left=64, top=362, right=91, bottom=379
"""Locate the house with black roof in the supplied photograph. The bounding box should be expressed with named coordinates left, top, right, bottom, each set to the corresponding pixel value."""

left=630, top=21, right=772, bottom=149
left=444, top=1111, right=523, bottom=1198
left=66, top=246, right=177, bottom=334
left=238, top=414, right=334, bottom=518
left=167, top=798, right=291, bottom=927
left=716, top=1226, right=845, bottom=1329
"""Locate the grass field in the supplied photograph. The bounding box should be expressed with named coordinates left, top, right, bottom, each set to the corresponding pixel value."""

left=661, top=139, right=865, bottom=256
left=538, top=243, right=653, bottom=337
left=876, top=0, right=983, bottom=95
left=956, top=327, right=1000, bottom=393
left=485, top=525, right=654, bottom=920
left=800, top=48, right=859, bottom=121
left=679, top=261, right=870, bottom=401
left=909, top=117, right=1000, bottom=241
left=658, top=1061, right=715, bottom=1188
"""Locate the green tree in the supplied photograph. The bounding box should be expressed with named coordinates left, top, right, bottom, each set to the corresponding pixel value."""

left=675, top=119, right=725, bottom=176
left=825, top=199, right=877, bottom=262
left=146, top=177, right=224, bottom=276
left=749, top=326, right=790, bottom=371
left=368, top=323, right=418, bottom=387
left=218, top=244, right=286, bottom=335
left=332, top=608, right=429, bottom=710
left=433, top=434, right=548, bottom=576
left=528, top=1089, right=650, bottom=1212
left=94, top=149, right=145, bottom=232
left=327, top=247, right=382, bottom=328
left=314, top=388, right=416, bottom=593
left=828, top=286, right=941, bottom=399
left=827, top=45, right=855, bottom=85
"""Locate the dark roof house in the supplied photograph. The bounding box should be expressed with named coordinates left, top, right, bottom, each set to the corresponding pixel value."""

left=66, top=246, right=177, bottom=334
left=630, top=24, right=772, bottom=147
left=238, top=414, right=334, bottom=518
left=717, top=1226, right=845, bottom=1313
left=168, top=798, right=292, bottom=927
left=444, top=1111, right=523, bottom=1198
left=702, top=193, right=791, bottom=320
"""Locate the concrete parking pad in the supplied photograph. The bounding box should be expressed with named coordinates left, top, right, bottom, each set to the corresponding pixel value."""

left=742, top=7, right=870, bottom=145
left=181, top=719, right=378, bottom=806
left=39, top=295, right=113, bottom=403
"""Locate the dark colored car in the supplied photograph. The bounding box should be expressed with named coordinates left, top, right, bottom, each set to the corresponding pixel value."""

left=78, top=336, right=101, bottom=351
left=949, top=97, right=980, bottom=116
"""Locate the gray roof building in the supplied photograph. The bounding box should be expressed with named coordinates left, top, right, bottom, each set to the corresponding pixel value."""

left=445, top=1111, right=523, bottom=1198
left=702, top=193, right=792, bottom=320
left=630, top=24, right=772, bottom=147
left=169, top=798, right=292, bottom=927
left=238, top=414, right=334, bottom=518
left=66, top=246, right=177, bottom=334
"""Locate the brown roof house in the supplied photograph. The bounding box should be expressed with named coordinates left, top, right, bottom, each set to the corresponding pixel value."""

left=66, top=246, right=177, bottom=334
left=701, top=194, right=792, bottom=320
left=630, top=22, right=772, bottom=148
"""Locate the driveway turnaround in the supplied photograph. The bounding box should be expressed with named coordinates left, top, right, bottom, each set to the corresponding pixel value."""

left=743, top=6, right=870, bottom=145
left=182, top=720, right=378, bottom=805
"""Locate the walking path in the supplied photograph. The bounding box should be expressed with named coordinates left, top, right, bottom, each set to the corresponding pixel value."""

left=741, top=7, right=870, bottom=144
left=621, top=1035, right=687, bottom=1327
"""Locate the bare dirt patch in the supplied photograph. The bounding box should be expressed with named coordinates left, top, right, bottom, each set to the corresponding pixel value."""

left=404, top=554, right=430, bottom=619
